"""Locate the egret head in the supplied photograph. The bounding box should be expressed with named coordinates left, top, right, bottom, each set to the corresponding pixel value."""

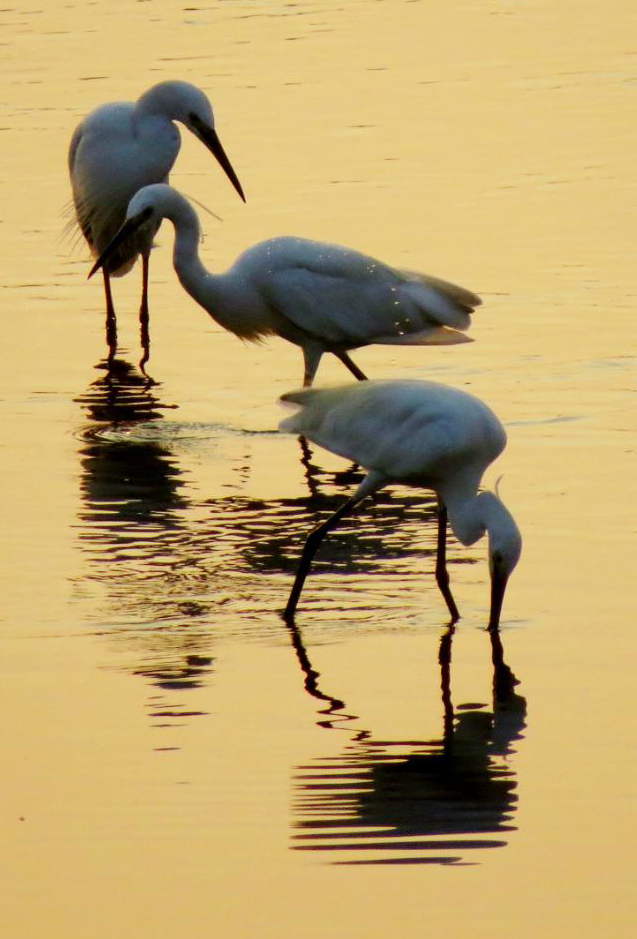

left=159, top=81, right=247, bottom=203
left=483, top=492, right=522, bottom=629
left=87, top=185, right=176, bottom=279
left=137, top=82, right=245, bottom=202
left=124, top=184, right=167, bottom=223
left=140, top=80, right=214, bottom=128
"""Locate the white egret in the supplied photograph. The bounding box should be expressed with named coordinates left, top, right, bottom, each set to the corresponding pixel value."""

left=89, top=184, right=480, bottom=386
left=69, top=81, right=245, bottom=362
left=278, top=380, right=522, bottom=626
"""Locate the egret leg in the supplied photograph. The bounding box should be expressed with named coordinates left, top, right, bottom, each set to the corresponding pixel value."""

left=334, top=351, right=368, bottom=382
left=302, top=346, right=323, bottom=387
left=438, top=625, right=455, bottom=743
left=103, top=270, right=118, bottom=366
left=139, top=253, right=151, bottom=373
left=435, top=501, right=460, bottom=623
left=284, top=495, right=363, bottom=621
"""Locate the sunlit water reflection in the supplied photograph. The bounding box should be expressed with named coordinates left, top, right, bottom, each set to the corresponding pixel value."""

left=4, top=0, right=635, bottom=931
left=73, top=358, right=477, bottom=635
left=72, top=358, right=502, bottom=762
left=289, top=624, right=526, bottom=865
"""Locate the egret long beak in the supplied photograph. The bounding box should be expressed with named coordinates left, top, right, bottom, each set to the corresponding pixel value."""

left=189, top=115, right=246, bottom=203
left=87, top=209, right=151, bottom=279
left=488, top=568, right=509, bottom=630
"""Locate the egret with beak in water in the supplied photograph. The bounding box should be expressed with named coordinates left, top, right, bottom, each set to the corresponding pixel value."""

left=70, top=81, right=245, bottom=364
left=279, top=380, right=522, bottom=626
left=89, top=184, right=481, bottom=385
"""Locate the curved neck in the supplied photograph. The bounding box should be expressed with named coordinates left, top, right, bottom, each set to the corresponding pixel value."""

left=133, top=88, right=170, bottom=122
left=167, top=203, right=215, bottom=308
left=135, top=83, right=177, bottom=120
left=444, top=490, right=512, bottom=548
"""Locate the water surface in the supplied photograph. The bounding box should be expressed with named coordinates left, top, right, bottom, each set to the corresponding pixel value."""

left=1, top=1, right=634, bottom=936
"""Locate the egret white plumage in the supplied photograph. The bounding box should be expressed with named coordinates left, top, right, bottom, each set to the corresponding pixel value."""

left=279, top=380, right=522, bottom=626
left=69, top=81, right=245, bottom=361
left=89, top=184, right=481, bottom=386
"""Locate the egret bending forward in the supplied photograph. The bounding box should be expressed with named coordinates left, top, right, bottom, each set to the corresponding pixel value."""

left=70, top=81, right=245, bottom=361
left=90, top=184, right=480, bottom=386
left=279, top=380, right=522, bottom=626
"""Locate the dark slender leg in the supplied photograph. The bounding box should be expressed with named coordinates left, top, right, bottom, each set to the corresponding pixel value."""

left=438, top=625, right=455, bottom=746
left=435, top=501, right=460, bottom=623
left=302, top=346, right=322, bottom=387
left=334, top=351, right=368, bottom=382
left=103, top=270, right=118, bottom=368
left=139, top=254, right=151, bottom=374
left=284, top=495, right=362, bottom=621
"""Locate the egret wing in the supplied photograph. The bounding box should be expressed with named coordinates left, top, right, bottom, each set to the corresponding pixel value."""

left=261, top=240, right=477, bottom=345
left=68, top=123, right=83, bottom=175
left=281, top=381, right=463, bottom=478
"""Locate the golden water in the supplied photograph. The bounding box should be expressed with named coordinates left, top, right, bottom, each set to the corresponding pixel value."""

left=1, top=1, right=634, bottom=936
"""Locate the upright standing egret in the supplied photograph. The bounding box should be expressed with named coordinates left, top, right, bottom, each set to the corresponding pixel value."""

left=69, top=81, right=245, bottom=364
left=278, top=380, right=522, bottom=626
left=90, top=185, right=480, bottom=385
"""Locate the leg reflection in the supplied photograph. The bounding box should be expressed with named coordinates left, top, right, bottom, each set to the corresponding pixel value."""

left=285, top=617, right=359, bottom=730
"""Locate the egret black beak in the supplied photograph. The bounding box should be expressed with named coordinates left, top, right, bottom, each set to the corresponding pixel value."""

left=190, top=115, right=246, bottom=203
left=488, top=567, right=509, bottom=630
left=87, top=209, right=152, bottom=279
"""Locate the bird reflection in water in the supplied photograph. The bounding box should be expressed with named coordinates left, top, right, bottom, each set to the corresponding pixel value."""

left=77, top=356, right=170, bottom=423
left=285, top=618, right=359, bottom=731
left=75, top=357, right=187, bottom=544
left=75, top=359, right=216, bottom=729
left=289, top=624, right=526, bottom=866
left=135, top=653, right=214, bottom=732
left=73, top=378, right=481, bottom=728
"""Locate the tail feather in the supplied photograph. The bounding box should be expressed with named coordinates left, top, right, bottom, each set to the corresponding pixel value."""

left=280, top=388, right=318, bottom=406
left=399, top=269, right=482, bottom=312
left=279, top=390, right=313, bottom=433
left=372, top=326, right=473, bottom=346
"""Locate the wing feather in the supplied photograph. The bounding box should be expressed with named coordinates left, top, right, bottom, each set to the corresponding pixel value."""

left=259, top=239, right=479, bottom=347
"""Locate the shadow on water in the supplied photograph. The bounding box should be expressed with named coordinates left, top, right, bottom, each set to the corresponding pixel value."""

left=288, top=624, right=526, bottom=866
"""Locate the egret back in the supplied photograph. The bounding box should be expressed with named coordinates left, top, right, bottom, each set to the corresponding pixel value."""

left=280, top=380, right=506, bottom=485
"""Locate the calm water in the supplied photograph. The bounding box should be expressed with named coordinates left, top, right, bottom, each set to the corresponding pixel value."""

left=1, top=1, right=635, bottom=936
